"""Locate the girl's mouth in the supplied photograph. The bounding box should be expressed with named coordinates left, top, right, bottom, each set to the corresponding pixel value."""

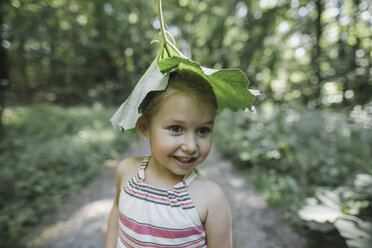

left=173, top=156, right=196, bottom=167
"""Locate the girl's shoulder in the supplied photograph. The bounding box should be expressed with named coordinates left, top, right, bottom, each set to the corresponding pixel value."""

left=188, top=173, right=229, bottom=223
left=192, top=174, right=227, bottom=203
left=115, top=157, right=143, bottom=185
left=190, top=173, right=232, bottom=246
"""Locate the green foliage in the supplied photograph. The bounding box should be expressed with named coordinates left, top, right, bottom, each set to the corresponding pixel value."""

left=4, top=0, right=159, bottom=104
left=299, top=174, right=372, bottom=248
left=214, top=103, right=372, bottom=246
left=3, top=0, right=371, bottom=107
left=0, top=104, right=133, bottom=248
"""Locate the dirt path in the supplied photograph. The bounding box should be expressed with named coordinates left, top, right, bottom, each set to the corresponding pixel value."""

left=28, top=145, right=305, bottom=248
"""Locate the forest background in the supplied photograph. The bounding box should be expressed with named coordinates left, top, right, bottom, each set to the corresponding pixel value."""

left=0, top=0, right=371, bottom=247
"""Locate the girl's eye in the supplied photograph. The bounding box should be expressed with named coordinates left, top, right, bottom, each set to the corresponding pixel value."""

left=197, top=127, right=211, bottom=136
left=170, top=126, right=183, bottom=133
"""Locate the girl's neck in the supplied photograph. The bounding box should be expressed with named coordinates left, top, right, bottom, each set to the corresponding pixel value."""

left=146, top=157, right=184, bottom=188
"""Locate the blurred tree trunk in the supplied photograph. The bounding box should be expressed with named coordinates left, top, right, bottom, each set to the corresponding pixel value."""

left=312, top=0, right=323, bottom=107
left=336, top=0, right=348, bottom=106
left=348, top=0, right=369, bottom=106
left=0, top=0, right=10, bottom=132
left=18, top=37, right=28, bottom=100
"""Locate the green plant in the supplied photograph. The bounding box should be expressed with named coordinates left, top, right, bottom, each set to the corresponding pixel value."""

left=0, top=103, right=133, bottom=247
left=299, top=174, right=372, bottom=248
left=214, top=102, right=372, bottom=246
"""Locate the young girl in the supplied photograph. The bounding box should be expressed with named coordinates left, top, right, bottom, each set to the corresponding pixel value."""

left=105, top=69, right=232, bottom=248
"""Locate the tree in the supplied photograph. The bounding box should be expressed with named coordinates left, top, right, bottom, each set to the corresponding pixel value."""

left=3, top=0, right=371, bottom=108
left=0, top=0, right=10, bottom=131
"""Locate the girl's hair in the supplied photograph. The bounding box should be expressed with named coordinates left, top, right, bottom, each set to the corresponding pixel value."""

left=138, top=69, right=217, bottom=130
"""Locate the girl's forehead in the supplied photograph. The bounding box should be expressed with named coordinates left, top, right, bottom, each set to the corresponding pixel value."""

left=163, top=92, right=213, bottom=108
left=156, top=93, right=216, bottom=120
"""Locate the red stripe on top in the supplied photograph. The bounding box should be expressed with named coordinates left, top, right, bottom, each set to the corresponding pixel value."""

left=120, top=227, right=207, bottom=248
left=120, top=213, right=205, bottom=239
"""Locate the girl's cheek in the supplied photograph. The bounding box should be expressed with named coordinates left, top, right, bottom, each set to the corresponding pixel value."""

left=163, top=136, right=182, bottom=146
left=199, top=138, right=212, bottom=150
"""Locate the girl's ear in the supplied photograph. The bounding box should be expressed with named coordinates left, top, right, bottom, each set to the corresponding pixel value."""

left=138, top=117, right=150, bottom=138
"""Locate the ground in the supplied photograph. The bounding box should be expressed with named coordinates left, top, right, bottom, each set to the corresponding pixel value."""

left=28, top=145, right=306, bottom=248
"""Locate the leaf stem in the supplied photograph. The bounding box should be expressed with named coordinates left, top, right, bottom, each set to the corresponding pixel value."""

left=157, top=0, right=186, bottom=58
left=157, top=0, right=167, bottom=42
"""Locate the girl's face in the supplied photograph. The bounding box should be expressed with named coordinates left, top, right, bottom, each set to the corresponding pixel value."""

left=142, top=93, right=216, bottom=178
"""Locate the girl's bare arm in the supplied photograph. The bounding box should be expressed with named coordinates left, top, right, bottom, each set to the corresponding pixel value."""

left=204, top=182, right=233, bottom=248
left=105, top=203, right=119, bottom=248
left=105, top=160, right=125, bottom=248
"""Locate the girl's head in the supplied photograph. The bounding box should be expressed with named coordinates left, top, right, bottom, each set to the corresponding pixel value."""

left=138, top=69, right=217, bottom=176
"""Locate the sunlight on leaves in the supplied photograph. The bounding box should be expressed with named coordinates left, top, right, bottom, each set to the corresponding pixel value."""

left=334, top=219, right=372, bottom=248
left=298, top=189, right=343, bottom=223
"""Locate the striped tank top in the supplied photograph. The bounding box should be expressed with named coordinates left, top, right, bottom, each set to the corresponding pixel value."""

left=117, top=157, right=207, bottom=248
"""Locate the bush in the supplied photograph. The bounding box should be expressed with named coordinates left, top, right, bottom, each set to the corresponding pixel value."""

left=0, top=103, right=133, bottom=248
left=214, top=102, right=372, bottom=247
left=298, top=174, right=372, bottom=248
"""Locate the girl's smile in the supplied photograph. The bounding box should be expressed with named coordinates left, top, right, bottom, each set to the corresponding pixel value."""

left=141, top=92, right=216, bottom=182
left=172, top=155, right=198, bottom=169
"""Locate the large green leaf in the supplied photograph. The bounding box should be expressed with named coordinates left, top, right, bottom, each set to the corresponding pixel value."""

left=111, top=38, right=258, bottom=132
left=157, top=57, right=258, bottom=114
left=110, top=56, right=169, bottom=133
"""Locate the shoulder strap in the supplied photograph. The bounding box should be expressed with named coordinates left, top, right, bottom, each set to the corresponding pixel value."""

left=183, top=169, right=199, bottom=186
left=138, top=156, right=150, bottom=180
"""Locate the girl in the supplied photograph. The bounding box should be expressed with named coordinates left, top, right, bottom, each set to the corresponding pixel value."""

left=105, top=69, right=232, bottom=248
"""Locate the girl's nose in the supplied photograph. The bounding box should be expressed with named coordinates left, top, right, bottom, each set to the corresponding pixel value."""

left=181, top=134, right=198, bottom=155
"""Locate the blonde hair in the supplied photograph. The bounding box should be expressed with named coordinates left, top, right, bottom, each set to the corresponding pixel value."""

left=138, top=69, right=217, bottom=130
